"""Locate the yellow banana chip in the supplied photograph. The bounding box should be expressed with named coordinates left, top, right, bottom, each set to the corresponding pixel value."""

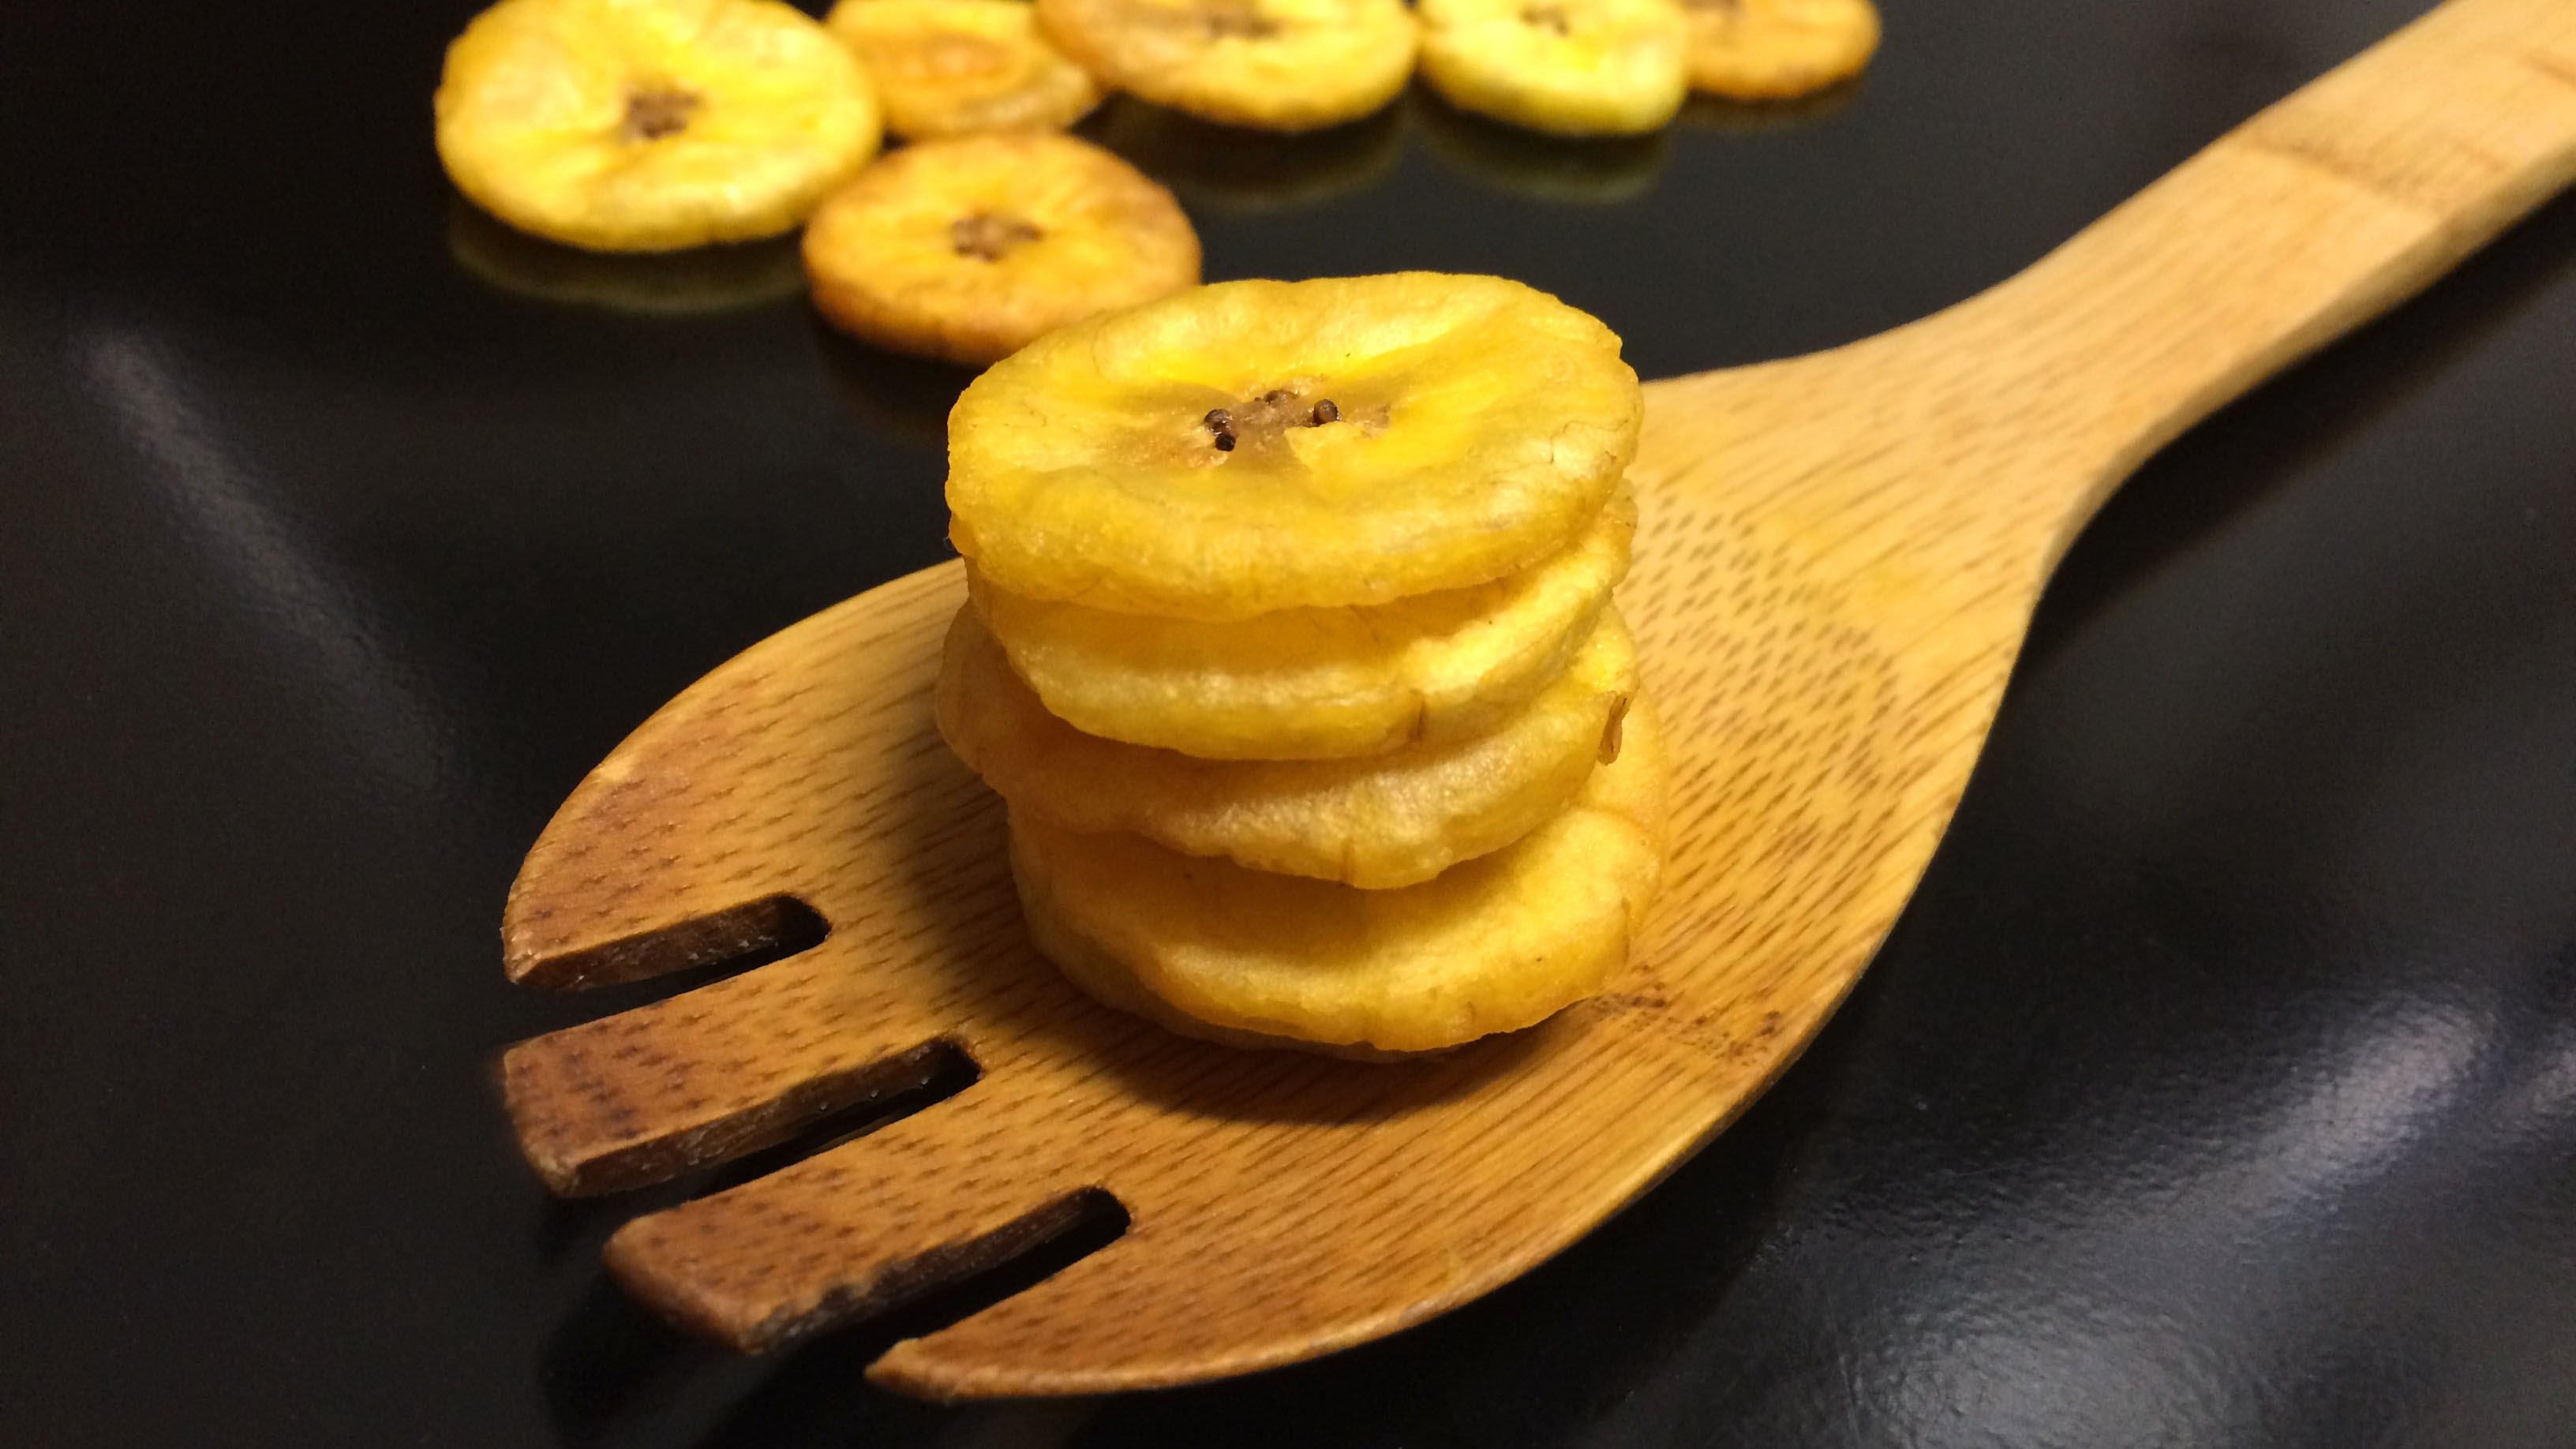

left=946, top=274, right=1640, bottom=621
left=436, top=0, right=883, bottom=253
left=1683, top=0, right=1880, bottom=100
left=1035, top=0, right=1418, bottom=132
left=942, top=603, right=1639, bottom=886
left=803, top=133, right=1200, bottom=365
left=1418, top=0, right=1690, bottom=137
left=824, top=0, right=1103, bottom=139
left=1009, top=698, right=1669, bottom=1054
left=969, top=489, right=1635, bottom=759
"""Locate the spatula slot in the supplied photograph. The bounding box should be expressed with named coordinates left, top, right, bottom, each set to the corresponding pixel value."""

left=507, top=893, right=829, bottom=991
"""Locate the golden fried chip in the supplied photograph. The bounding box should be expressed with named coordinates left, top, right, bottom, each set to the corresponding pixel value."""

left=825, top=0, right=1103, bottom=139
left=1009, top=699, right=1669, bottom=1054
left=1035, top=0, right=1417, bottom=132
left=970, top=488, right=1634, bottom=758
left=1683, top=0, right=1879, bottom=100
left=947, top=274, right=1641, bottom=620
left=1022, top=893, right=1424, bottom=1061
left=943, top=602, right=1638, bottom=886
left=803, top=133, right=1200, bottom=365
left=1417, top=0, right=1690, bottom=137
left=436, top=0, right=882, bottom=253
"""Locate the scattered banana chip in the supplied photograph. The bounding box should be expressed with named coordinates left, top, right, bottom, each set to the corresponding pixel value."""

left=1683, top=0, right=1880, bottom=100
left=1417, top=0, right=1690, bottom=137
left=947, top=273, right=1641, bottom=622
left=943, top=603, right=1639, bottom=886
left=436, top=0, right=883, bottom=253
left=1035, top=0, right=1417, bottom=132
left=1009, top=698, right=1669, bottom=1054
left=803, top=133, right=1200, bottom=365
left=969, top=489, right=1635, bottom=759
left=824, top=0, right=1103, bottom=139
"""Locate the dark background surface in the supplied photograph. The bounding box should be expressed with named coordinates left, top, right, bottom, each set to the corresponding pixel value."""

left=6, top=1, right=2575, bottom=1444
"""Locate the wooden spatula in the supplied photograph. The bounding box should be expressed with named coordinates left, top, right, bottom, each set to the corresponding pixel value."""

left=499, top=0, right=2576, bottom=1400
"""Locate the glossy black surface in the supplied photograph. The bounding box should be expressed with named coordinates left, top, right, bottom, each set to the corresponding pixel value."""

left=6, top=2, right=2574, bottom=1444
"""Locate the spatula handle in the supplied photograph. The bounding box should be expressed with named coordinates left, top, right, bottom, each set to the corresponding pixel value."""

left=1959, top=0, right=2576, bottom=542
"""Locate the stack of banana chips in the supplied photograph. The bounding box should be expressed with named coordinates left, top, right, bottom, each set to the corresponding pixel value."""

left=939, top=274, right=1669, bottom=1058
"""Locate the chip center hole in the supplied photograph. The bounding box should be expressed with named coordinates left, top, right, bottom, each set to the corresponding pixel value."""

left=1202, top=383, right=1359, bottom=452
left=621, top=86, right=701, bottom=142
left=1521, top=5, right=1573, bottom=33
left=952, top=212, right=1045, bottom=261
left=1200, top=0, right=1281, bottom=39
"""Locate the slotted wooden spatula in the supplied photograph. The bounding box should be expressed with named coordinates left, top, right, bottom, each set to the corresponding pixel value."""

left=499, top=0, right=2576, bottom=1399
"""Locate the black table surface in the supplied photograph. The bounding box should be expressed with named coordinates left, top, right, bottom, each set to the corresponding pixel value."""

left=6, top=1, right=2575, bottom=1444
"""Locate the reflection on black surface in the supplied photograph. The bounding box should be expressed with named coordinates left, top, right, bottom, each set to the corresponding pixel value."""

left=1080, top=95, right=1404, bottom=215
left=2024, top=192, right=2576, bottom=667
left=447, top=199, right=807, bottom=316
left=542, top=1275, right=722, bottom=1446
left=1409, top=92, right=1672, bottom=206
left=811, top=317, right=977, bottom=449
left=1673, top=82, right=1866, bottom=135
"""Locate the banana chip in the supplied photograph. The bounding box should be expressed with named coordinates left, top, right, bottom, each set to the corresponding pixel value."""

left=436, top=0, right=882, bottom=252
left=1009, top=699, right=1670, bottom=1054
left=804, top=132, right=1200, bottom=365
left=942, top=604, right=1639, bottom=886
left=1684, top=0, right=1880, bottom=100
left=1035, top=0, right=1417, bottom=132
left=1418, top=0, right=1690, bottom=137
left=970, top=489, right=1634, bottom=759
left=946, top=274, right=1640, bottom=621
left=825, top=0, right=1102, bottom=138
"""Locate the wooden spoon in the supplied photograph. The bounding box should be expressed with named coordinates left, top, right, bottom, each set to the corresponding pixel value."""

left=499, top=0, right=2576, bottom=1400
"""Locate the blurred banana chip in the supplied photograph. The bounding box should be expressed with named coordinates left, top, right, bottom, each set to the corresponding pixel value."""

left=1418, top=0, right=1689, bottom=137
left=436, top=0, right=882, bottom=252
left=968, top=488, right=1634, bottom=759
left=1009, top=699, right=1669, bottom=1054
left=804, top=132, right=1200, bottom=365
left=946, top=273, right=1641, bottom=622
left=825, top=0, right=1103, bottom=139
left=1683, top=0, right=1880, bottom=100
left=942, top=603, right=1639, bottom=886
left=1035, top=0, right=1417, bottom=132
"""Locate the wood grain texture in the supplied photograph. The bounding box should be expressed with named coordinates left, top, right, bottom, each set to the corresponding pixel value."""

left=498, top=0, right=2576, bottom=1399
